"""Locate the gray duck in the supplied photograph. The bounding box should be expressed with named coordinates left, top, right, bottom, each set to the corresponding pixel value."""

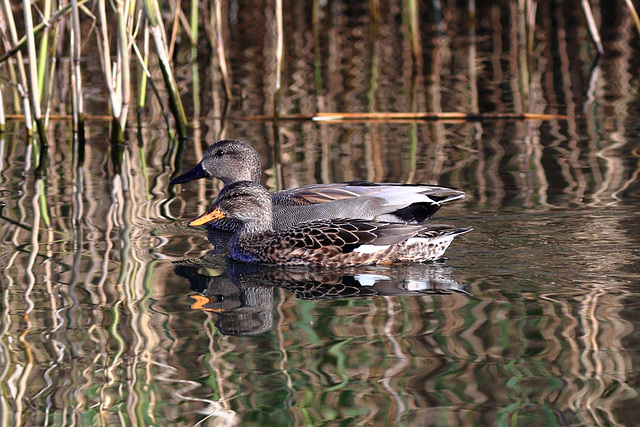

left=188, top=181, right=471, bottom=267
left=171, top=139, right=465, bottom=231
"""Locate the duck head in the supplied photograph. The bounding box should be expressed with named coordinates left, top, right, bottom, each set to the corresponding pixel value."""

left=188, top=181, right=273, bottom=233
left=170, top=139, right=262, bottom=185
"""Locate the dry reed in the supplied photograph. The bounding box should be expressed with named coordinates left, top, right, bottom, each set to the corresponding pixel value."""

left=0, top=1, right=638, bottom=144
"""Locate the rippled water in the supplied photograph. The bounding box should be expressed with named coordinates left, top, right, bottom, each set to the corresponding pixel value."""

left=2, top=1, right=640, bottom=425
left=2, top=118, right=638, bottom=425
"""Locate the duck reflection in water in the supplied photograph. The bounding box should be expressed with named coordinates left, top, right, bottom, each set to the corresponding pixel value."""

left=174, top=254, right=469, bottom=336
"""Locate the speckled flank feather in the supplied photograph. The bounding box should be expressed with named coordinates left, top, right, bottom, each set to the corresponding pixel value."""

left=172, top=139, right=466, bottom=231
left=230, top=220, right=471, bottom=267
left=189, top=181, right=472, bottom=267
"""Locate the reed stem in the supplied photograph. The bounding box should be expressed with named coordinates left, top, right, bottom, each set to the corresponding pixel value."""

left=273, top=0, right=284, bottom=118
left=116, top=0, right=132, bottom=139
left=406, top=0, right=421, bottom=64
left=70, top=0, right=85, bottom=137
left=1, top=0, right=32, bottom=132
left=43, top=17, right=62, bottom=128
left=97, top=0, right=119, bottom=116
left=22, top=0, right=48, bottom=144
left=137, top=22, right=150, bottom=116
left=36, top=0, right=52, bottom=99
left=623, top=0, right=640, bottom=37
left=214, top=0, right=232, bottom=100
left=190, top=0, right=201, bottom=118
left=142, top=0, right=188, bottom=140
left=0, top=87, right=5, bottom=132
left=581, top=0, right=603, bottom=54
left=132, top=41, right=174, bottom=134
left=3, top=52, right=22, bottom=112
left=0, top=0, right=92, bottom=66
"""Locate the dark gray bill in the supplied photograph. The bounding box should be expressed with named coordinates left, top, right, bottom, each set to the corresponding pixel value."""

left=170, top=163, right=210, bottom=184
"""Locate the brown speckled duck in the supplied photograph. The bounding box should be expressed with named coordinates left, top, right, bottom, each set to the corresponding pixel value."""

left=188, top=181, right=471, bottom=267
left=171, top=139, right=465, bottom=231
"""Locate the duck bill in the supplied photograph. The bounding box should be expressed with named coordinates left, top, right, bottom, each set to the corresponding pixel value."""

left=170, top=163, right=210, bottom=184
left=188, top=208, right=226, bottom=227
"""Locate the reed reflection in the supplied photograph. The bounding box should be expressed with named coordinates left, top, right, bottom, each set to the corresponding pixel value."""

left=174, top=253, right=469, bottom=336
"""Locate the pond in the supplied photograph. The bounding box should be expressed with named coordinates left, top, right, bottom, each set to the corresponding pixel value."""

left=1, top=1, right=640, bottom=425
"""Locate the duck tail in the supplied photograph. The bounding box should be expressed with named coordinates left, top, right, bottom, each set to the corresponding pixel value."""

left=391, top=202, right=442, bottom=223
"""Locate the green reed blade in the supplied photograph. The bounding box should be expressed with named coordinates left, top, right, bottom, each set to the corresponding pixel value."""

left=37, top=179, right=51, bottom=228
left=36, top=0, right=52, bottom=100
left=142, top=0, right=188, bottom=140
left=138, top=22, right=150, bottom=112
left=0, top=0, right=91, bottom=66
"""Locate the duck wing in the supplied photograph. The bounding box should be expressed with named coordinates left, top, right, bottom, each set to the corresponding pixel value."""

left=272, top=181, right=465, bottom=206
left=271, top=181, right=465, bottom=224
left=270, top=182, right=465, bottom=225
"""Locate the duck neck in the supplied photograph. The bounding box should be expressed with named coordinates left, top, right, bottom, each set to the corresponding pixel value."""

left=220, top=171, right=260, bottom=186
left=220, top=155, right=261, bottom=184
left=230, top=219, right=273, bottom=263
left=237, top=218, right=271, bottom=235
left=245, top=153, right=262, bottom=184
left=248, top=166, right=261, bottom=184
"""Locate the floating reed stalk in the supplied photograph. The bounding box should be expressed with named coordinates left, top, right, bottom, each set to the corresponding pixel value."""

left=244, top=112, right=568, bottom=121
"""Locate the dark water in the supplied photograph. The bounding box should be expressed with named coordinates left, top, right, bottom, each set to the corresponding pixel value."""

left=2, top=1, right=640, bottom=425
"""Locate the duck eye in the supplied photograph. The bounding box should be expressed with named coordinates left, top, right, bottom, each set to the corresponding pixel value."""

left=214, top=150, right=225, bottom=157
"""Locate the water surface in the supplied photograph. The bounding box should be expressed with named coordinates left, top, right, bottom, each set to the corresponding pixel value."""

left=1, top=1, right=640, bottom=425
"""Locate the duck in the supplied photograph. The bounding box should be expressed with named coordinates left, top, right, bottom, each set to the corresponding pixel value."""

left=171, top=139, right=465, bottom=231
left=187, top=181, right=471, bottom=267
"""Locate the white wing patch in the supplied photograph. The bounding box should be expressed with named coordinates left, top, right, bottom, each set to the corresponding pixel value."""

left=353, top=244, right=391, bottom=254
left=405, top=236, right=453, bottom=245
left=406, top=280, right=429, bottom=291
left=354, top=274, right=390, bottom=286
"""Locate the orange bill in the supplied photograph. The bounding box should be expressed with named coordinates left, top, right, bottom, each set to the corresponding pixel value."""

left=188, top=207, right=226, bottom=227
left=189, top=295, right=227, bottom=312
